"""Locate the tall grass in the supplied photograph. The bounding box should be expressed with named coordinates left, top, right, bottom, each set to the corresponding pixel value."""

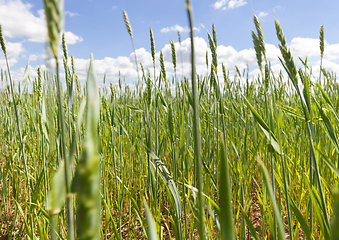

left=0, top=1, right=339, bottom=240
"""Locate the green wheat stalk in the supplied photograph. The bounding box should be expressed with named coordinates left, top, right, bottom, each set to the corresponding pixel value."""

left=72, top=54, right=101, bottom=240
left=0, top=23, right=35, bottom=240
left=42, top=0, right=75, bottom=239
left=186, top=1, right=205, bottom=239
left=123, top=10, right=140, bottom=82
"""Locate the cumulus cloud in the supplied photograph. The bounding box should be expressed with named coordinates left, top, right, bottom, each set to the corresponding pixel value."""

left=131, top=48, right=153, bottom=67
left=213, top=0, right=227, bottom=9
left=93, top=57, right=137, bottom=80
left=0, top=0, right=46, bottom=42
left=290, top=38, right=320, bottom=58
left=0, top=0, right=82, bottom=44
left=11, top=64, right=48, bottom=84
left=69, top=56, right=137, bottom=83
left=0, top=42, right=25, bottom=68
left=28, top=54, right=38, bottom=62
left=28, top=49, right=54, bottom=65
left=320, top=59, right=339, bottom=73
left=286, top=38, right=339, bottom=73
left=160, top=24, right=201, bottom=33
left=59, top=37, right=211, bottom=84
left=67, top=37, right=282, bottom=85
left=61, top=37, right=287, bottom=85
left=228, top=0, right=247, bottom=9
left=324, top=43, right=339, bottom=61
left=161, top=37, right=211, bottom=76
left=6, top=35, right=339, bottom=89
left=65, top=11, right=80, bottom=17
left=258, top=11, right=268, bottom=18
left=266, top=43, right=282, bottom=63
left=64, top=31, right=83, bottom=45
left=249, top=68, right=261, bottom=78
left=270, top=64, right=284, bottom=75
left=213, top=0, right=247, bottom=10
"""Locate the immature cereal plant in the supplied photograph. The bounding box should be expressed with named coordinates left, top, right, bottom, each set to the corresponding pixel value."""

left=72, top=54, right=101, bottom=240
left=186, top=1, right=205, bottom=239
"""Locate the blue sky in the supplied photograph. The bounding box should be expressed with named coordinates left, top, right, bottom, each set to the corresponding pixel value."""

left=1, top=0, right=339, bottom=85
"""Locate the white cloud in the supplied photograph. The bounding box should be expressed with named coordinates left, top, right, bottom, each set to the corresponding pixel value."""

left=162, top=37, right=211, bottom=76
left=217, top=45, right=237, bottom=67
left=27, top=49, right=51, bottom=64
left=0, top=42, right=25, bottom=68
left=324, top=43, right=339, bottom=61
left=270, top=64, right=284, bottom=75
left=65, top=11, right=80, bottom=17
left=64, top=31, right=83, bottom=45
left=258, top=11, right=268, bottom=18
left=217, top=45, right=256, bottom=71
left=94, top=57, right=137, bottom=80
left=28, top=54, right=38, bottom=62
left=65, top=37, right=290, bottom=85
left=213, top=0, right=247, bottom=10
left=62, top=37, right=212, bottom=84
left=228, top=0, right=247, bottom=9
left=249, top=68, right=261, bottom=78
left=213, top=0, right=228, bottom=9
left=69, top=56, right=137, bottom=83
left=160, top=24, right=200, bottom=33
left=4, top=34, right=339, bottom=89
left=131, top=48, right=153, bottom=68
left=68, top=36, right=281, bottom=85
left=290, top=38, right=320, bottom=58
left=321, top=59, right=339, bottom=73
left=0, top=0, right=82, bottom=44
left=0, top=0, right=46, bottom=42
left=12, top=64, right=47, bottom=83
left=266, top=43, right=282, bottom=63
left=274, top=37, right=339, bottom=67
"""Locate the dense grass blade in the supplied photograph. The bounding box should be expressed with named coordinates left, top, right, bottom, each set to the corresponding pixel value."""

left=144, top=200, right=159, bottom=240
left=146, top=148, right=181, bottom=219
left=288, top=194, right=312, bottom=240
left=332, top=189, right=339, bottom=239
left=258, top=160, right=286, bottom=240
left=242, top=94, right=281, bottom=154
left=72, top=54, right=101, bottom=239
left=186, top=1, right=205, bottom=239
left=219, top=138, right=235, bottom=240
left=314, top=97, right=339, bottom=152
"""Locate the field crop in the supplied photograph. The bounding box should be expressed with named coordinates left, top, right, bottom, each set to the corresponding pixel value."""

left=0, top=0, right=339, bottom=239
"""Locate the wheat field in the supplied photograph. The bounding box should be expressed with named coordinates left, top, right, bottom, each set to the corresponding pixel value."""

left=0, top=0, right=338, bottom=239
